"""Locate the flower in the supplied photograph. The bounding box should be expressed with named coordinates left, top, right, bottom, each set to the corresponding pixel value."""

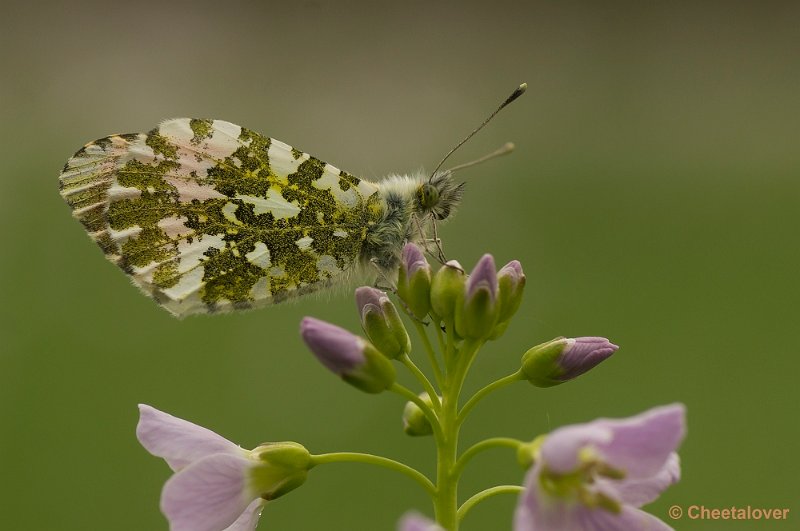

left=300, top=317, right=396, bottom=393
left=136, top=404, right=311, bottom=531
left=455, top=254, right=501, bottom=338
left=355, top=286, right=411, bottom=359
left=514, top=404, right=686, bottom=531
left=397, top=243, right=433, bottom=319
left=397, top=512, right=444, bottom=531
left=521, top=337, right=618, bottom=387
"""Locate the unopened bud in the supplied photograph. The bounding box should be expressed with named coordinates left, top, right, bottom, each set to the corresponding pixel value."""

left=356, top=287, right=411, bottom=359
left=521, top=337, right=617, bottom=388
left=397, top=243, right=432, bottom=319
left=455, top=254, right=500, bottom=339
left=402, top=392, right=438, bottom=436
left=490, top=260, right=526, bottom=339
left=300, top=317, right=396, bottom=393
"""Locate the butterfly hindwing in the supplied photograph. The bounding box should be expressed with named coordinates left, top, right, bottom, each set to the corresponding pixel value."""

left=59, top=119, right=382, bottom=317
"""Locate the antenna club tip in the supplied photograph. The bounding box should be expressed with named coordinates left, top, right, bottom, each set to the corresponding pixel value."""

left=504, top=142, right=516, bottom=152
left=504, top=83, right=527, bottom=106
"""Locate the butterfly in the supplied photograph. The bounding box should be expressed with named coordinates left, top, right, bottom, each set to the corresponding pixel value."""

left=58, top=84, right=525, bottom=318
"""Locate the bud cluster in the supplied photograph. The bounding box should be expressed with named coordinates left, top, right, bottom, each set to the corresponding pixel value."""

left=300, top=243, right=617, bottom=396
left=397, top=244, right=527, bottom=341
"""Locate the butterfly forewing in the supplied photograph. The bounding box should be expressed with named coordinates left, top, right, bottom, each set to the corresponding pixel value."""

left=59, top=119, right=382, bottom=317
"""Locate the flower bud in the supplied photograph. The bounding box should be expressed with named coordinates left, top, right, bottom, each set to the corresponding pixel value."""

left=397, top=243, right=432, bottom=319
left=430, top=260, right=465, bottom=321
left=455, top=254, right=500, bottom=339
left=520, top=337, right=618, bottom=387
left=250, top=442, right=312, bottom=500
left=402, top=392, right=437, bottom=437
left=355, top=287, right=411, bottom=359
left=490, top=260, right=526, bottom=339
left=300, top=317, right=396, bottom=393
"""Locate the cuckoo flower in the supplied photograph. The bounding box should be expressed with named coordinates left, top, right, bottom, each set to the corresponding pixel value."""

left=514, top=404, right=686, bottom=531
left=136, top=405, right=311, bottom=531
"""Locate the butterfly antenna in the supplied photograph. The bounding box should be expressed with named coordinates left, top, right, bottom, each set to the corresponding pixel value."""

left=446, top=142, right=515, bottom=173
left=428, top=82, right=527, bottom=182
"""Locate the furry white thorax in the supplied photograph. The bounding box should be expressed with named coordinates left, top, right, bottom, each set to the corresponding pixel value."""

left=375, top=172, right=426, bottom=198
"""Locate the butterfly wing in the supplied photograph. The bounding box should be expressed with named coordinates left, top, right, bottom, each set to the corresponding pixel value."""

left=59, top=118, right=382, bottom=317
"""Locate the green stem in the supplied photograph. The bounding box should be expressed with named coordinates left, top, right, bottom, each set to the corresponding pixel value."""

left=444, top=317, right=457, bottom=372
left=413, top=321, right=445, bottom=388
left=433, top=339, right=483, bottom=530
left=390, top=382, right=444, bottom=440
left=434, top=373, right=459, bottom=529
left=400, top=353, right=441, bottom=410
left=310, top=452, right=435, bottom=495
left=457, top=370, right=524, bottom=426
left=456, top=485, right=525, bottom=522
left=453, top=437, right=523, bottom=479
left=435, top=321, right=447, bottom=356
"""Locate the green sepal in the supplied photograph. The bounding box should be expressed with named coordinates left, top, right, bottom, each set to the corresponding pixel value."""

left=498, top=268, right=525, bottom=322
left=402, top=392, right=437, bottom=437
left=362, top=300, right=411, bottom=359
left=398, top=262, right=432, bottom=319
left=520, top=338, right=569, bottom=387
left=343, top=341, right=397, bottom=393
left=455, top=287, right=499, bottom=339
left=250, top=442, right=312, bottom=500
left=430, top=261, right=465, bottom=321
left=490, top=273, right=526, bottom=339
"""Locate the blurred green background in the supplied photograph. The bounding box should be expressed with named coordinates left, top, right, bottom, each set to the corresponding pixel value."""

left=1, top=1, right=798, bottom=529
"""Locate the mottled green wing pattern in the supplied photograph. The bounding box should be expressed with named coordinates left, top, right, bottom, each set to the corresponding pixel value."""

left=59, top=119, right=383, bottom=317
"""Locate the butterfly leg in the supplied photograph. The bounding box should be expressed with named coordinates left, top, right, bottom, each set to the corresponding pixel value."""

left=412, top=215, right=448, bottom=265
left=369, top=258, right=397, bottom=292
left=430, top=219, right=448, bottom=263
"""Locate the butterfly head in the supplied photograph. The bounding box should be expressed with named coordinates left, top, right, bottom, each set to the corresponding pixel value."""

left=417, top=171, right=465, bottom=221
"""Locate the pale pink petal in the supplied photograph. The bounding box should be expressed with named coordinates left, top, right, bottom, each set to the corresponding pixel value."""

left=541, top=404, right=686, bottom=478
left=398, top=512, right=444, bottom=531
left=591, top=404, right=685, bottom=479
left=601, top=453, right=681, bottom=507
left=581, top=505, right=674, bottom=531
left=222, top=499, right=265, bottom=531
left=161, top=453, right=256, bottom=531
left=137, top=404, right=243, bottom=471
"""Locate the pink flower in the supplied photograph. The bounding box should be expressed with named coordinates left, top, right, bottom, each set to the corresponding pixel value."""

left=514, top=404, right=686, bottom=531
left=137, top=405, right=310, bottom=531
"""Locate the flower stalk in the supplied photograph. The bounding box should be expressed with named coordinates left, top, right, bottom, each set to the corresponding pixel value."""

left=138, top=248, right=683, bottom=531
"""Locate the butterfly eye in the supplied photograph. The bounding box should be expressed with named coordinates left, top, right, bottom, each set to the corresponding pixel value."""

left=418, top=183, right=440, bottom=211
